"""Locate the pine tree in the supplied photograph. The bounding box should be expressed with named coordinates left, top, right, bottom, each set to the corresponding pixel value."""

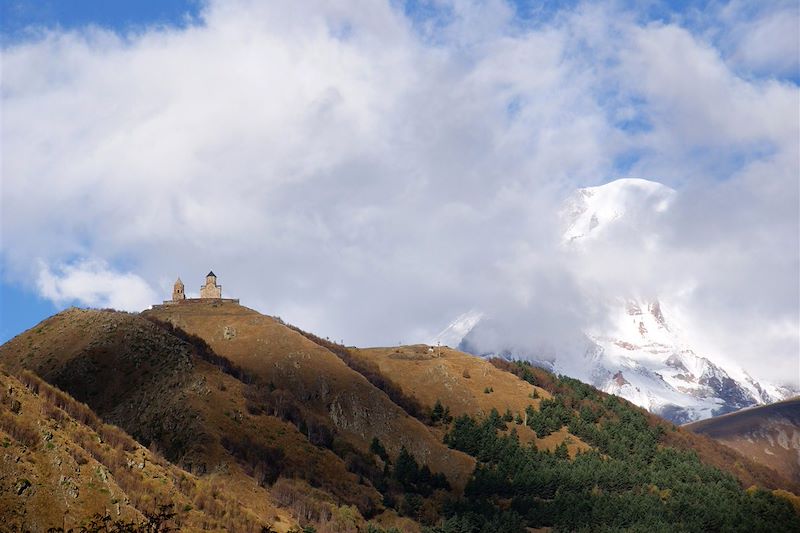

left=370, top=437, right=389, bottom=461
left=431, top=399, right=445, bottom=423
left=442, top=406, right=453, bottom=424
left=394, top=446, right=420, bottom=490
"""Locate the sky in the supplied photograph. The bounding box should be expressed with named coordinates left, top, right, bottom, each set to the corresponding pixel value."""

left=1, top=0, right=798, bottom=386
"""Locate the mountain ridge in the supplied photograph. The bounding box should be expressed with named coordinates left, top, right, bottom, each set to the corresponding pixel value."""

left=685, top=397, right=800, bottom=484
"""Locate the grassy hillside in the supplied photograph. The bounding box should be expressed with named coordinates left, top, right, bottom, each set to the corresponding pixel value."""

left=349, top=345, right=590, bottom=456
left=431, top=359, right=800, bottom=532
left=0, top=307, right=394, bottom=531
left=0, top=368, right=287, bottom=532
left=685, top=397, right=800, bottom=484
left=488, top=359, right=798, bottom=494
left=142, top=301, right=475, bottom=489
left=1, top=303, right=798, bottom=532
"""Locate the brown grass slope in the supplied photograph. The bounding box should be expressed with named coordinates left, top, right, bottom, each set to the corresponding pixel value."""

left=1, top=370, right=144, bottom=531
left=350, top=345, right=591, bottom=456
left=311, top=340, right=795, bottom=493
left=1, top=308, right=213, bottom=466
left=143, top=301, right=475, bottom=489
left=0, top=368, right=286, bottom=532
left=684, top=397, right=800, bottom=484
left=0, top=307, right=401, bottom=531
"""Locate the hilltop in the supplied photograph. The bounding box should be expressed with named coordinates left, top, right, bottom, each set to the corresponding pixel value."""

left=0, top=300, right=798, bottom=532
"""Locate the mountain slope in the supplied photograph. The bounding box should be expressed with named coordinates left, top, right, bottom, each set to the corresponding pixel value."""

left=2, top=302, right=498, bottom=531
left=351, top=345, right=591, bottom=455
left=438, top=358, right=800, bottom=531
left=142, top=301, right=475, bottom=489
left=0, top=306, right=393, bottom=531
left=3, top=302, right=798, bottom=532
left=685, top=397, right=800, bottom=484
left=0, top=367, right=289, bottom=532
left=583, top=297, right=789, bottom=423
left=1, top=369, right=143, bottom=531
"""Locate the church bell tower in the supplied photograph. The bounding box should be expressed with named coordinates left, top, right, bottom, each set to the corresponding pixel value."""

left=172, top=278, right=186, bottom=301
left=200, top=270, right=222, bottom=299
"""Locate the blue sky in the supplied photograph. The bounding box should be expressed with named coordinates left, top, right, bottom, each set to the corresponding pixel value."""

left=1, top=0, right=197, bottom=339
left=1, top=0, right=798, bottom=385
left=0, top=284, right=56, bottom=342
left=0, top=1, right=774, bottom=47
left=1, top=0, right=201, bottom=41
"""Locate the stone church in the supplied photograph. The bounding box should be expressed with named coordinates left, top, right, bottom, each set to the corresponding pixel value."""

left=161, top=270, right=238, bottom=305
left=199, top=271, right=222, bottom=299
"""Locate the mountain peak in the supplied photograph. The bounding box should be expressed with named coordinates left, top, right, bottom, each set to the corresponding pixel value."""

left=562, top=177, right=675, bottom=244
left=433, top=310, right=484, bottom=347
left=435, top=179, right=794, bottom=424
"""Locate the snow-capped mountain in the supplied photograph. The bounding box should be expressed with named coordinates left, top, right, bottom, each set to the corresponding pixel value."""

left=433, top=310, right=484, bottom=349
left=582, top=297, right=792, bottom=423
left=436, top=178, right=795, bottom=424
left=562, top=177, right=675, bottom=244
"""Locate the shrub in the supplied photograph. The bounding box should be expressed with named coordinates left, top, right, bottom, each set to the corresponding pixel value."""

left=0, top=412, right=38, bottom=448
left=100, top=424, right=137, bottom=452
left=47, top=503, right=178, bottom=532
left=430, top=400, right=452, bottom=424
left=369, top=437, right=389, bottom=462
left=220, top=435, right=285, bottom=486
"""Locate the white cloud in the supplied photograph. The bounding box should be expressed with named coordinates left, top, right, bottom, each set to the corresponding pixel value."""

left=717, top=0, right=800, bottom=78
left=37, top=259, right=158, bottom=311
left=1, top=0, right=797, bottom=386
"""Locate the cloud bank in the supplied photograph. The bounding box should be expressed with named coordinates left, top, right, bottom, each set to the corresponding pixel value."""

left=37, top=259, right=157, bottom=311
left=2, top=0, right=798, bottom=385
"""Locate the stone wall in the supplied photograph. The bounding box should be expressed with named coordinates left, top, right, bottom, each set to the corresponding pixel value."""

left=153, top=298, right=239, bottom=308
